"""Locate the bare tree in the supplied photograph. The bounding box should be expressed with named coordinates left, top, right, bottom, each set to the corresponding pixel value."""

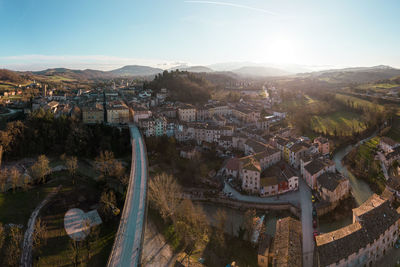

left=0, top=130, right=11, bottom=169
left=212, top=209, right=227, bottom=250
left=30, top=155, right=51, bottom=184
left=65, top=156, right=78, bottom=184
left=95, top=151, right=115, bottom=179
left=0, top=222, right=5, bottom=251
left=148, top=173, right=182, bottom=221
left=69, top=239, right=81, bottom=267
left=0, top=168, right=8, bottom=192
left=243, top=209, right=259, bottom=241
left=100, top=190, right=118, bottom=220
left=5, top=226, right=23, bottom=266
left=33, top=218, right=48, bottom=252
left=9, top=167, right=20, bottom=193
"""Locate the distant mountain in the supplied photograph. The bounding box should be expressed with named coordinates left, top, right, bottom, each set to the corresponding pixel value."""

left=109, top=65, right=163, bottom=77
left=168, top=65, right=214, bottom=73
left=0, top=69, right=29, bottom=84
left=32, top=68, right=114, bottom=80
left=232, top=66, right=291, bottom=77
left=304, top=65, right=400, bottom=84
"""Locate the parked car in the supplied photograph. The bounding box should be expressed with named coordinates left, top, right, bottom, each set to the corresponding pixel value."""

left=313, top=219, right=317, bottom=228
left=395, top=239, right=400, bottom=249
left=312, top=208, right=317, bottom=218
left=311, top=195, right=316, bottom=203
left=313, top=230, right=319, bottom=238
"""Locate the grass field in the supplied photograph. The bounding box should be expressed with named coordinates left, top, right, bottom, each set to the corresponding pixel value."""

left=335, top=93, right=385, bottom=112
left=310, top=111, right=367, bottom=136
left=34, top=174, right=118, bottom=267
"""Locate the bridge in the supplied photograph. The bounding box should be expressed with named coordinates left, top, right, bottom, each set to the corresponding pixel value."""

left=107, top=125, right=148, bottom=267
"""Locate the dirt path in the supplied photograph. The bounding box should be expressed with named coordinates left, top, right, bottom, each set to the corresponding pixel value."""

left=20, top=185, right=62, bottom=267
left=141, top=219, right=175, bottom=267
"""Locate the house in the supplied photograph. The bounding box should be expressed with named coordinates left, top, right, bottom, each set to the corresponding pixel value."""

left=244, top=139, right=269, bottom=155
left=288, top=142, right=309, bottom=169
left=131, top=105, right=152, bottom=123
left=106, top=101, right=130, bottom=123
left=271, top=217, right=302, bottom=267
left=218, top=136, right=233, bottom=149
left=178, top=104, right=196, bottom=122
left=253, top=147, right=281, bottom=171
left=82, top=103, right=104, bottom=124
left=386, top=175, right=400, bottom=199
left=260, top=162, right=298, bottom=197
left=380, top=137, right=399, bottom=153
left=303, top=158, right=335, bottom=189
left=314, top=137, right=330, bottom=155
left=180, top=146, right=200, bottom=160
left=317, top=172, right=350, bottom=203
left=222, top=157, right=240, bottom=178
left=258, top=234, right=272, bottom=267
left=239, top=156, right=261, bottom=193
left=385, top=146, right=400, bottom=167
left=316, top=194, right=400, bottom=267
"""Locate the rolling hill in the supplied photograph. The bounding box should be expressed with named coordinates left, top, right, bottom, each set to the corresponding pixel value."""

left=232, top=66, right=290, bottom=77
left=109, top=65, right=163, bottom=77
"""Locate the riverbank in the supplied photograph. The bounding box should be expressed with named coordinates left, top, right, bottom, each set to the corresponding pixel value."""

left=342, top=136, right=386, bottom=194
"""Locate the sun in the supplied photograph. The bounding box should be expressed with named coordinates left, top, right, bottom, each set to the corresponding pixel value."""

left=261, top=37, right=298, bottom=64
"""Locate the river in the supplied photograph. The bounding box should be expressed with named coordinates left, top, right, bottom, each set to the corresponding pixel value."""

left=319, top=133, right=376, bottom=232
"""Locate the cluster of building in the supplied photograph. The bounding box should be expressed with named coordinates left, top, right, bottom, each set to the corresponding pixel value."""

left=380, top=136, right=400, bottom=168
left=315, top=193, right=400, bottom=267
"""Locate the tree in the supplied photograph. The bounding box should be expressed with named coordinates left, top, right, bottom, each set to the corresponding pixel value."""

left=95, top=151, right=115, bottom=179
left=242, top=209, right=259, bottom=241
left=0, top=222, right=5, bottom=252
left=33, top=218, right=47, bottom=252
left=5, top=226, right=22, bottom=266
left=99, top=190, right=118, bottom=220
left=0, top=130, right=11, bottom=169
left=85, top=220, right=100, bottom=262
left=211, top=210, right=227, bottom=250
left=148, top=173, right=182, bottom=221
left=0, top=168, right=8, bottom=192
left=9, top=167, right=20, bottom=193
left=65, top=156, right=78, bottom=184
left=69, top=239, right=82, bottom=267
left=30, top=155, right=50, bottom=184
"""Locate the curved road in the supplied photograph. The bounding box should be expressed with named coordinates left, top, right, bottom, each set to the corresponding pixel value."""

left=108, top=125, right=148, bottom=267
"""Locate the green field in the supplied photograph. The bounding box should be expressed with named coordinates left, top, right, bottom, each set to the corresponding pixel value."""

left=335, top=93, right=385, bottom=112
left=311, top=111, right=367, bottom=136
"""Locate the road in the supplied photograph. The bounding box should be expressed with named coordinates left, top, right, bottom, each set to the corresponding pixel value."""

left=223, top=181, right=300, bottom=207
left=224, top=178, right=314, bottom=266
left=20, top=186, right=61, bottom=267
left=107, top=125, right=148, bottom=267
left=299, top=179, right=314, bottom=267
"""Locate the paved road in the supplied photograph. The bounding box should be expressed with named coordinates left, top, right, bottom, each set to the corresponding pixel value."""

left=298, top=179, right=314, bottom=267
left=108, top=125, right=148, bottom=267
left=223, top=181, right=300, bottom=207
left=21, top=186, right=61, bottom=267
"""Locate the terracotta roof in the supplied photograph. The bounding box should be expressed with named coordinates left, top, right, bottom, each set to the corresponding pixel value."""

left=316, top=194, right=400, bottom=266
left=317, top=172, right=346, bottom=192
left=225, top=157, right=239, bottom=171
left=380, top=136, right=399, bottom=147
left=272, top=217, right=302, bottom=267
left=240, top=156, right=261, bottom=172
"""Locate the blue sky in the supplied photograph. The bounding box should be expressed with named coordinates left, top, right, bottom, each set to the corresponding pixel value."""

left=0, top=0, right=399, bottom=70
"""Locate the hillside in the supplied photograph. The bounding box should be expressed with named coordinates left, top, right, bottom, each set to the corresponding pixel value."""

left=145, top=70, right=213, bottom=104
left=32, top=68, right=114, bottom=80
left=109, top=65, right=163, bottom=77
left=232, top=66, right=290, bottom=77
left=305, top=65, right=400, bottom=84
left=0, top=69, right=30, bottom=84
left=169, top=65, right=214, bottom=73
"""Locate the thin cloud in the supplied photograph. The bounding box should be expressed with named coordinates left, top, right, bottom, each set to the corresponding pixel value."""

left=184, top=0, right=278, bottom=16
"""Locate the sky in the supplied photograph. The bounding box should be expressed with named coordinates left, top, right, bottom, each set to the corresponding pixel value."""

left=0, top=0, right=400, bottom=71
